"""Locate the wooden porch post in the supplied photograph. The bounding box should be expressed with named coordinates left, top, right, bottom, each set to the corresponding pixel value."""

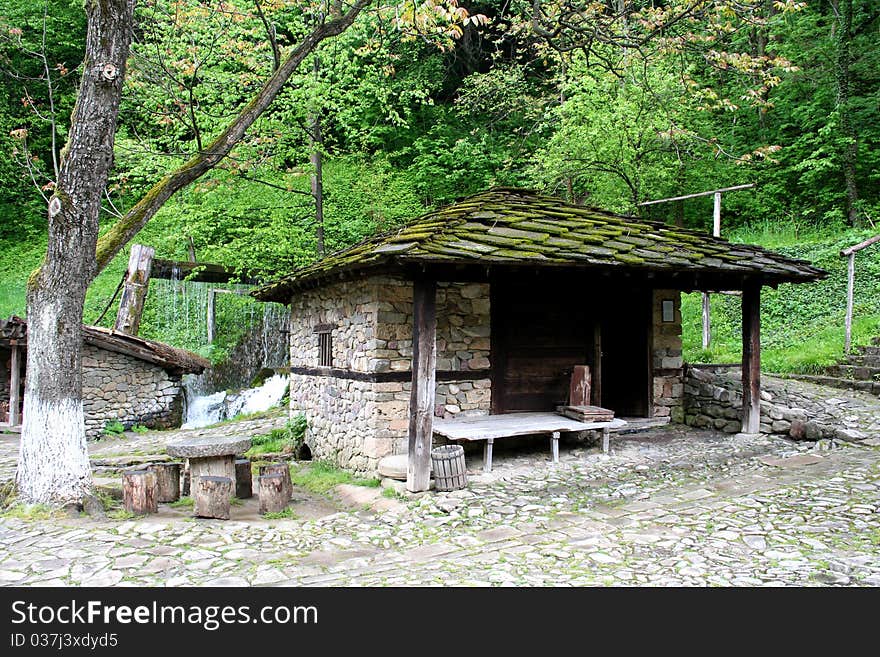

left=741, top=283, right=761, bottom=434
left=9, top=343, right=20, bottom=426
left=407, top=278, right=437, bottom=492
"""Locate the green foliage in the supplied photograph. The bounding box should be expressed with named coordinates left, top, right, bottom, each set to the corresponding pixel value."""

left=130, top=424, right=149, bottom=434
left=169, top=496, right=194, bottom=508
left=101, top=420, right=125, bottom=436
left=261, top=507, right=295, bottom=519
left=247, top=414, right=307, bottom=456
left=290, top=460, right=380, bottom=495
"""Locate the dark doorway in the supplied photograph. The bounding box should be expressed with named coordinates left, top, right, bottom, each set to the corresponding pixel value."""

left=599, top=289, right=651, bottom=417
left=490, top=273, right=651, bottom=417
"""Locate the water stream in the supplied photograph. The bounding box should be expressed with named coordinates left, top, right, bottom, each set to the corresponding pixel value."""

left=182, top=373, right=289, bottom=429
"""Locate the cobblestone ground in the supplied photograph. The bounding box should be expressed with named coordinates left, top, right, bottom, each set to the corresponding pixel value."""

left=1, top=417, right=879, bottom=587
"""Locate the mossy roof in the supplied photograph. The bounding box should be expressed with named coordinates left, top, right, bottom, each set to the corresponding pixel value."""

left=255, top=188, right=826, bottom=302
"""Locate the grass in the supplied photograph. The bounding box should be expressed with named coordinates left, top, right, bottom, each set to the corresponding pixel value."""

left=290, top=460, right=381, bottom=495
left=381, top=486, right=407, bottom=501
left=169, top=496, right=194, bottom=508
left=0, top=502, right=60, bottom=520
left=108, top=509, right=137, bottom=520
left=682, top=224, right=880, bottom=373
left=261, top=507, right=296, bottom=519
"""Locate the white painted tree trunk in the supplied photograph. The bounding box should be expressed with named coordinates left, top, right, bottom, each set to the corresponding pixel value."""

left=16, top=301, right=92, bottom=505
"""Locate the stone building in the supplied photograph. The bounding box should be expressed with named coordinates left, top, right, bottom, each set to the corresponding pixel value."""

left=255, top=188, right=825, bottom=485
left=1, top=317, right=208, bottom=437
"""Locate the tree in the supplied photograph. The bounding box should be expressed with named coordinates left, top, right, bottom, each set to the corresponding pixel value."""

left=15, top=0, right=478, bottom=505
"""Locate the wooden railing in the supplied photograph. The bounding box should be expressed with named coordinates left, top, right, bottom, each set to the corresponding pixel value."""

left=841, top=234, right=880, bottom=353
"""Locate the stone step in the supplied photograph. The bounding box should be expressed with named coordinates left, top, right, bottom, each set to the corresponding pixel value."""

left=788, top=374, right=880, bottom=396
left=854, top=344, right=880, bottom=357
left=845, top=354, right=880, bottom=368
left=826, top=364, right=880, bottom=381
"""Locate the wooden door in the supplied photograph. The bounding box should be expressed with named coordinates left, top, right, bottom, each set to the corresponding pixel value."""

left=491, top=277, right=596, bottom=413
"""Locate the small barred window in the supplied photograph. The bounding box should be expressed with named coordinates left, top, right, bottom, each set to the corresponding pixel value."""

left=314, top=324, right=334, bottom=368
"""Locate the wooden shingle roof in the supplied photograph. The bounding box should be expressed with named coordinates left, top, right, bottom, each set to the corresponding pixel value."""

left=255, top=188, right=826, bottom=302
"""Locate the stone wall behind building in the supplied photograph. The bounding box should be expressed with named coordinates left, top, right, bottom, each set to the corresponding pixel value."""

left=82, top=344, right=183, bottom=438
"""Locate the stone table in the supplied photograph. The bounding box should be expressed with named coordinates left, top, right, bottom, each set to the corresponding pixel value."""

left=166, top=435, right=251, bottom=490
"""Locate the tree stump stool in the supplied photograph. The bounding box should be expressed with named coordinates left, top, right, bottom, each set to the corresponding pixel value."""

left=193, top=475, right=233, bottom=520
left=149, top=462, right=182, bottom=502
left=259, top=463, right=292, bottom=500
left=122, top=470, right=158, bottom=515
left=258, top=473, right=288, bottom=514
left=235, top=459, right=253, bottom=499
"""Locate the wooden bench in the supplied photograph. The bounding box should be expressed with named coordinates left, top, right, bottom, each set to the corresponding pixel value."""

left=432, top=412, right=627, bottom=472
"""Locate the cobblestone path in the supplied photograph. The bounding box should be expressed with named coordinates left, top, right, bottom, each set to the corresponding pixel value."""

left=1, top=424, right=878, bottom=587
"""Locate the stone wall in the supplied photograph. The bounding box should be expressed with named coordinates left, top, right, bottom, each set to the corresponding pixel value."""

left=683, top=366, right=845, bottom=440
left=82, top=344, right=183, bottom=438
left=651, top=290, right=684, bottom=421
left=287, top=276, right=493, bottom=474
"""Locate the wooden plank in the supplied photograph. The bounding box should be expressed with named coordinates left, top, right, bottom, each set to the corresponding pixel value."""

left=568, top=365, right=591, bottom=406
left=741, top=283, right=761, bottom=434
left=114, top=243, right=155, bottom=336
left=151, top=259, right=260, bottom=284
left=9, top=344, right=20, bottom=426
left=407, top=278, right=437, bottom=493
left=433, top=412, right=625, bottom=441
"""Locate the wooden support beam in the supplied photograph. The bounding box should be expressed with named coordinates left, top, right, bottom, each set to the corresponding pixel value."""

left=151, top=259, right=260, bottom=285
left=114, top=243, right=155, bottom=336
left=741, top=284, right=761, bottom=434
left=9, top=343, right=20, bottom=426
left=407, top=278, right=437, bottom=493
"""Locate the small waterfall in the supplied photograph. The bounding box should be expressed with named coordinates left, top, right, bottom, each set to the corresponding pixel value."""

left=182, top=374, right=288, bottom=429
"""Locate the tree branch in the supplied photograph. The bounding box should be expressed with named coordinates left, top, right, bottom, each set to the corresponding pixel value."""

left=94, top=0, right=372, bottom=272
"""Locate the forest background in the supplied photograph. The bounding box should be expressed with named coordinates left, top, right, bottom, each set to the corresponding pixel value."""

left=1, top=0, right=878, bottom=373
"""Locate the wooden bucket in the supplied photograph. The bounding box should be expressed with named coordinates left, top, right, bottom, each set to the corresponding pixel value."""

left=431, top=445, right=468, bottom=492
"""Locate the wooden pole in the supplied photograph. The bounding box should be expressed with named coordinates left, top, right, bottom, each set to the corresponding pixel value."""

left=207, top=288, right=216, bottom=343
left=114, top=243, right=155, bottom=336
left=407, top=278, right=437, bottom=493
left=701, top=191, right=723, bottom=350
left=638, top=183, right=755, bottom=206
left=741, top=284, right=761, bottom=434
left=9, top=343, right=20, bottom=426
left=845, top=252, right=855, bottom=354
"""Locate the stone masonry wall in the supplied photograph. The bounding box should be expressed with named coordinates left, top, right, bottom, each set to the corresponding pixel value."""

left=652, top=290, right=684, bottom=421
left=82, top=344, right=183, bottom=439
left=684, top=366, right=836, bottom=439
left=288, top=277, right=492, bottom=474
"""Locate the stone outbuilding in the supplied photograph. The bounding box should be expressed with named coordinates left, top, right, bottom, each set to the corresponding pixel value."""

left=255, top=188, right=825, bottom=488
left=1, top=317, right=209, bottom=437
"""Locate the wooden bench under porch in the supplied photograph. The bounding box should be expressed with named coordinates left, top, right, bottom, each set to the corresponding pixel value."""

left=433, top=412, right=627, bottom=472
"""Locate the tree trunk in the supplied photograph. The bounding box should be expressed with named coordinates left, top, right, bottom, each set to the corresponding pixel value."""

left=310, top=58, right=325, bottom=258
left=93, top=1, right=370, bottom=272
left=835, top=0, right=860, bottom=226
left=16, top=0, right=370, bottom=507
left=16, top=0, right=135, bottom=505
